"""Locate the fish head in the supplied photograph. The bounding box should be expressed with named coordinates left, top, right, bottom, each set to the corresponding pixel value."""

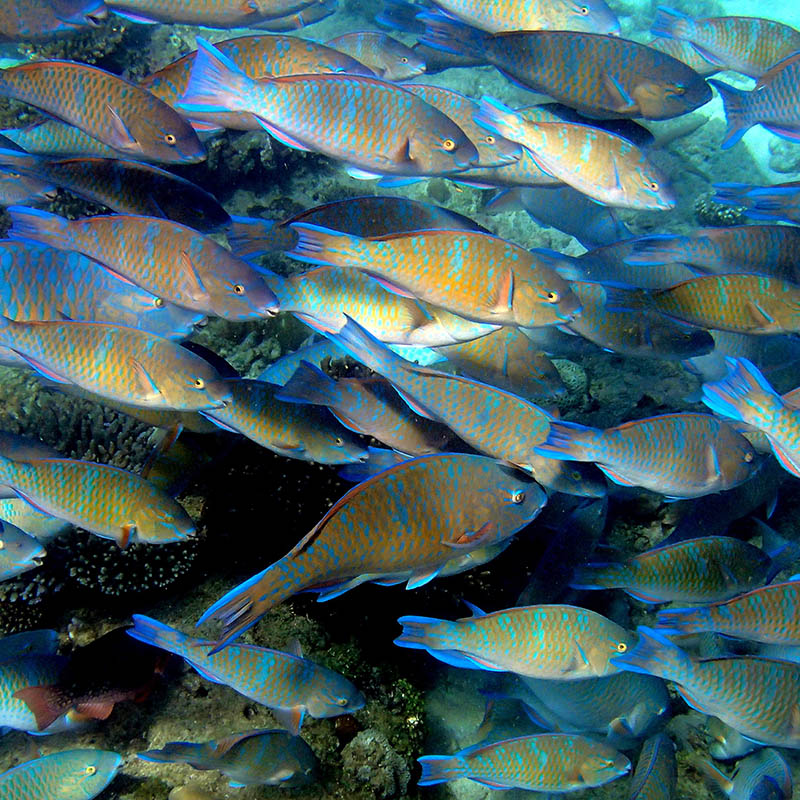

left=644, top=319, right=715, bottom=360
left=472, top=129, right=522, bottom=168
left=408, top=117, right=479, bottom=174
left=577, top=746, right=631, bottom=786
left=513, top=270, right=581, bottom=327
left=307, top=669, right=365, bottom=718
left=211, top=272, right=280, bottom=319
left=587, top=625, right=636, bottom=677
left=626, top=163, right=675, bottom=210
left=633, top=72, right=712, bottom=120
left=0, top=521, right=45, bottom=578
left=305, top=428, right=370, bottom=465
left=179, top=361, right=233, bottom=410
left=125, top=112, right=207, bottom=165
left=535, top=460, right=607, bottom=498
left=62, top=750, right=122, bottom=797
left=563, top=0, right=621, bottom=35
left=714, top=425, right=757, bottom=488
left=134, top=497, right=196, bottom=545
left=377, top=38, right=427, bottom=81
left=490, top=464, right=548, bottom=529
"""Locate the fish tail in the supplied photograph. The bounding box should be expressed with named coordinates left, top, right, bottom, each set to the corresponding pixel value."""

left=287, top=223, right=369, bottom=268
left=127, top=614, right=186, bottom=656
left=624, top=234, right=688, bottom=266
left=178, top=38, right=256, bottom=115
left=474, top=97, right=526, bottom=146
left=6, top=205, right=71, bottom=250
left=653, top=605, right=712, bottom=636
left=701, top=357, right=780, bottom=425
left=611, top=626, right=692, bottom=682
left=330, top=316, right=399, bottom=377
left=708, top=80, right=753, bottom=150
left=0, top=147, right=38, bottom=171
left=138, top=741, right=205, bottom=765
left=650, top=6, right=696, bottom=40
left=275, top=361, right=340, bottom=407
left=226, top=215, right=284, bottom=259
left=375, top=0, right=427, bottom=36
left=13, top=685, right=70, bottom=731
left=418, top=10, right=488, bottom=58
left=569, top=561, right=629, bottom=590
left=532, top=419, right=600, bottom=462
left=417, top=754, right=466, bottom=786
left=394, top=615, right=455, bottom=651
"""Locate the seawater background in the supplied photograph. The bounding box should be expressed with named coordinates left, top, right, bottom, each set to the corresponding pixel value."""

left=0, top=0, right=798, bottom=798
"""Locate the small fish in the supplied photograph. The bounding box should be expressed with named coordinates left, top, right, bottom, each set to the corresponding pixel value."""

left=535, top=413, right=756, bottom=499
left=14, top=627, right=171, bottom=731
left=418, top=18, right=711, bottom=119
left=697, top=749, right=792, bottom=800
left=702, top=358, right=800, bottom=477
left=612, top=627, right=800, bottom=748
left=106, top=0, right=333, bottom=27
left=201, top=378, right=368, bottom=464
left=651, top=9, right=800, bottom=79
left=288, top=225, right=579, bottom=327
left=277, top=363, right=454, bottom=456
left=628, top=733, right=677, bottom=800
left=200, top=453, right=546, bottom=647
left=0, top=629, right=58, bottom=661
left=327, top=31, right=423, bottom=80
left=0, top=749, right=120, bottom=799
left=0, top=498, right=70, bottom=543
left=178, top=39, right=478, bottom=178
left=0, top=454, right=195, bottom=548
left=655, top=579, right=800, bottom=645
left=0, top=60, right=205, bottom=164
left=0, top=165, right=54, bottom=205
left=0, top=520, right=45, bottom=580
left=418, top=733, right=630, bottom=791
left=0, top=120, right=120, bottom=157
left=624, top=226, right=800, bottom=281
left=707, top=717, right=762, bottom=761
left=476, top=99, right=674, bottom=210
left=128, top=615, right=363, bottom=733
left=139, top=729, right=318, bottom=788
left=0, top=0, right=105, bottom=41
left=712, top=54, right=800, bottom=148
left=7, top=207, right=278, bottom=320
left=571, top=536, right=773, bottom=604
left=713, top=181, right=800, bottom=225
left=396, top=602, right=634, bottom=679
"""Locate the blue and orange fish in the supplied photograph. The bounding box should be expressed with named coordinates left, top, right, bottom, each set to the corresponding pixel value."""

left=0, top=0, right=105, bottom=41
left=697, top=748, right=792, bottom=800
left=327, top=31, right=424, bottom=80
left=628, top=733, right=677, bottom=800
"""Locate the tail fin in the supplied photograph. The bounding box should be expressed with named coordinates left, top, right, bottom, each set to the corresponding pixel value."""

left=418, top=10, right=488, bottom=58
left=0, top=147, right=38, bottom=171
left=178, top=38, right=256, bottom=115
left=138, top=741, right=206, bottom=767
left=569, top=562, right=628, bottom=591
left=226, top=215, right=287, bottom=259
left=329, top=316, right=401, bottom=380
left=611, top=626, right=692, bottom=683
left=287, top=223, right=370, bottom=269
left=6, top=206, right=71, bottom=250
left=127, top=615, right=187, bottom=656
left=275, top=361, right=340, bottom=407
left=650, top=6, right=695, bottom=40
left=623, top=234, right=690, bottom=267
left=376, top=0, right=427, bottom=35
left=701, top=357, right=779, bottom=425
left=394, top=615, right=449, bottom=650
left=708, top=80, right=752, bottom=150
left=417, top=754, right=465, bottom=786
left=474, top=97, right=526, bottom=146
left=532, top=419, right=600, bottom=462
left=653, top=604, right=712, bottom=636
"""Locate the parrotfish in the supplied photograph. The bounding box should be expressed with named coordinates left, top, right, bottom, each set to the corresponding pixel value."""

left=0, top=60, right=205, bottom=164
left=651, top=9, right=800, bottom=79
left=571, top=536, right=773, bottom=604
left=0, top=150, right=229, bottom=231
left=702, top=358, right=800, bottom=477
left=534, top=413, right=756, bottom=499
left=327, top=31, right=423, bottom=80
left=277, top=363, right=454, bottom=456
left=139, top=729, right=318, bottom=788
left=712, top=54, right=800, bottom=148
left=417, top=733, right=630, bottom=791
left=0, top=498, right=70, bottom=543
left=106, top=0, right=334, bottom=27
left=0, top=120, right=120, bottom=157
left=395, top=602, right=634, bottom=679
left=199, top=453, right=546, bottom=647
left=200, top=378, right=368, bottom=464
left=0, top=0, right=105, bottom=40
left=0, top=749, right=121, bottom=800
left=141, top=33, right=372, bottom=132
left=178, top=39, right=478, bottom=177
left=287, top=225, right=579, bottom=327
left=0, top=520, right=45, bottom=581
left=697, top=748, right=792, bottom=800
left=7, top=207, right=278, bottom=320
left=612, top=627, right=800, bottom=748
left=0, top=317, right=230, bottom=411
left=0, top=165, right=54, bottom=205
left=655, top=579, right=800, bottom=645
left=713, top=181, right=800, bottom=225
left=628, top=733, right=677, bottom=800
left=128, top=615, right=363, bottom=733
left=0, top=454, right=196, bottom=548
left=624, top=225, right=800, bottom=281
left=475, top=99, right=674, bottom=210
left=707, top=717, right=763, bottom=761
left=418, top=18, right=711, bottom=119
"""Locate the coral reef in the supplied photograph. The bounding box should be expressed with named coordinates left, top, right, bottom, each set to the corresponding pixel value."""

left=693, top=194, right=745, bottom=227
left=342, top=729, right=411, bottom=800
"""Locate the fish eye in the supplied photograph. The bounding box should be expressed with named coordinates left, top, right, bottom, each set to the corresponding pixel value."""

left=400, top=56, right=409, bottom=63
left=579, top=5, right=590, bottom=14
left=546, top=291, right=560, bottom=303
left=648, top=181, right=659, bottom=191
left=745, top=452, right=753, bottom=462
left=571, top=470, right=582, bottom=481
left=0, top=539, right=4, bottom=551
left=442, top=138, right=456, bottom=151
left=616, top=641, right=627, bottom=652
left=485, top=135, right=495, bottom=144
left=85, top=766, right=97, bottom=776
left=334, top=437, right=344, bottom=446
left=336, top=696, right=348, bottom=706
left=511, top=490, right=525, bottom=504
left=194, top=378, right=205, bottom=389
left=233, top=284, right=245, bottom=295
left=154, top=297, right=165, bottom=308
left=672, top=83, right=686, bottom=95
left=165, top=133, right=177, bottom=145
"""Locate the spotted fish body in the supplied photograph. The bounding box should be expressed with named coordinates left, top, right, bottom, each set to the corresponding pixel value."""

left=628, top=733, right=677, bottom=800
left=141, top=33, right=372, bottom=131
left=613, top=628, right=800, bottom=749
left=288, top=226, right=579, bottom=327
left=648, top=36, right=720, bottom=76
left=0, top=749, right=121, bottom=800
left=200, top=378, right=368, bottom=465
left=571, top=536, right=772, bottom=604
left=0, top=454, right=195, bottom=547
left=652, top=10, right=800, bottom=79
left=0, top=61, right=204, bottom=164
left=417, top=733, right=630, bottom=791
left=0, top=120, right=120, bottom=157
left=0, top=0, right=105, bottom=41
left=327, top=31, right=424, bottom=80
left=656, top=580, right=800, bottom=645
left=702, top=358, right=800, bottom=478
left=200, top=453, right=546, bottom=647
left=698, top=749, right=792, bottom=800
left=475, top=99, right=674, bottom=210
left=128, top=615, right=363, bottom=733
left=0, top=654, right=66, bottom=731
left=7, top=207, right=278, bottom=320
left=0, top=498, right=70, bottom=543
left=535, top=413, right=756, bottom=499
left=395, top=604, right=634, bottom=679
left=178, top=39, right=478, bottom=177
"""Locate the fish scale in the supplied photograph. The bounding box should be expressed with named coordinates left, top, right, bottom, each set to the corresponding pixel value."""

left=0, top=120, right=120, bottom=158
left=628, top=733, right=676, bottom=800
left=0, top=61, right=204, bottom=164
